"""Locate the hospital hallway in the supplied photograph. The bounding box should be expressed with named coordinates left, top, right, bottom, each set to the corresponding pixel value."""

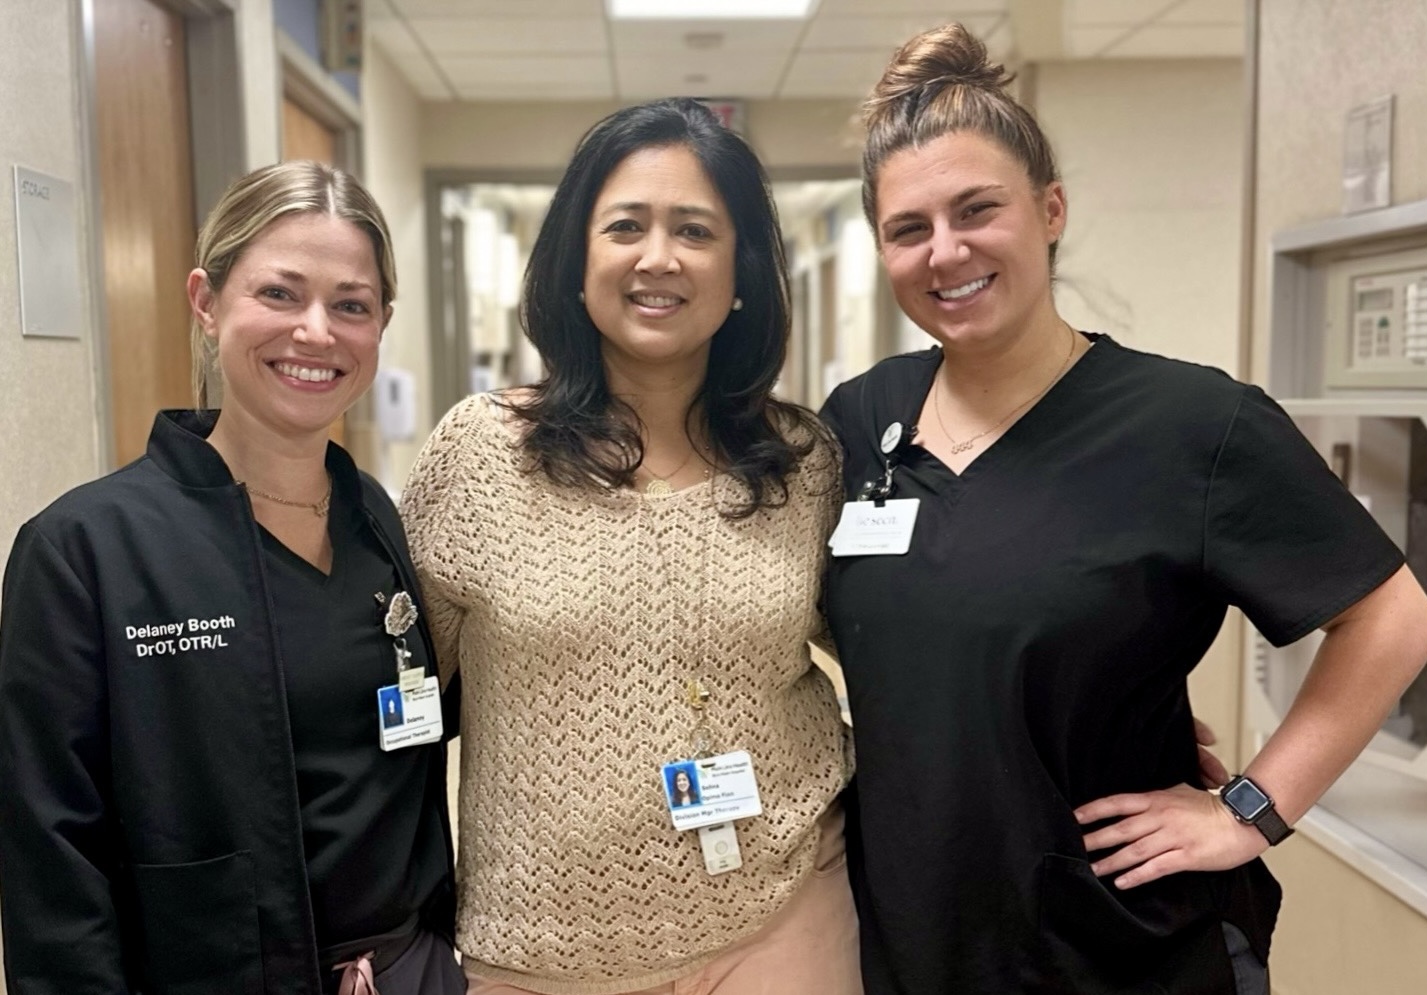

left=2, top=2, right=1427, bottom=992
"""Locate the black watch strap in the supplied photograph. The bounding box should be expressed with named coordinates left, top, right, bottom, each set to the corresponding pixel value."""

left=1222, top=774, right=1296, bottom=845
left=1251, top=806, right=1295, bottom=846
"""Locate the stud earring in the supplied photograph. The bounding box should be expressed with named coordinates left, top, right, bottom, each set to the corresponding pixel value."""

left=578, top=291, right=585, bottom=303
left=731, top=297, right=743, bottom=312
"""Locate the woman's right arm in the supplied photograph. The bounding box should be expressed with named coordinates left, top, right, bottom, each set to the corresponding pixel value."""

left=400, top=399, right=481, bottom=688
left=0, top=523, right=130, bottom=993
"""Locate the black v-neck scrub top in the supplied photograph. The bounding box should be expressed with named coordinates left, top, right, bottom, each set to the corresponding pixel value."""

left=261, top=484, right=448, bottom=960
left=820, top=334, right=1403, bottom=994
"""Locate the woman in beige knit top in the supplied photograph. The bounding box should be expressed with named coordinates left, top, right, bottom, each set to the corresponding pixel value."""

left=401, top=99, right=859, bottom=994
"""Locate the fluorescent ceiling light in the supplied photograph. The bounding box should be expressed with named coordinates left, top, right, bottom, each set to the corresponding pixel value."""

left=608, top=0, right=818, bottom=19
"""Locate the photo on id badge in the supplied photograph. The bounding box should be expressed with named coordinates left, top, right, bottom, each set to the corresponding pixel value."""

left=379, top=686, right=404, bottom=729
left=665, top=762, right=701, bottom=808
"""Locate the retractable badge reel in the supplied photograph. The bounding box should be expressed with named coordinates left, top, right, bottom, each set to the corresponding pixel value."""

left=829, top=421, right=921, bottom=557
left=374, top=590, right=443, bottom=751
left=659, top=679, right=764, bottom=876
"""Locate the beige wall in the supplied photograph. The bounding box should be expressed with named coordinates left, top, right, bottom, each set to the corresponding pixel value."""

left=0, top=0, right=103, bottom=563
left=1249, top=2, right=1427, bottom=992
left=0, top=0, right=104, bottom=986
left=1040, top=58, right=1245, bottom=376
left=1249, top=0, right=1427, bottom=382
left=363, top=40, right=433, bottom=491
left=1035, top=56, right=1248, bottom=762
left=422, top=97, right=861, bottom=175
left=237, top=0, right=281, bottom=169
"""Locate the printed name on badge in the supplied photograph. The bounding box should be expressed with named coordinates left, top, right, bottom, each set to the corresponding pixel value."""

left=829, top=498, right=920, bottom=557
left=377, top=676, right=443, bottom=751
left=662, top=750, right=763, bottom=832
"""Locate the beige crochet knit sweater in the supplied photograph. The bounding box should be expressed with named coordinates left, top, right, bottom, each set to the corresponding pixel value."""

left=401, top=395, right=852, bottom=994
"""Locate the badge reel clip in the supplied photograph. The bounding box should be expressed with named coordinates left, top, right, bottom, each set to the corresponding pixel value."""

left=858, top=421, right=916, bottom=506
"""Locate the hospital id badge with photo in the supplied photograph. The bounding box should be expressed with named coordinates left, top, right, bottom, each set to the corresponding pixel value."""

left=828, top=498, right=919, bottom=557
left=376, top=676, right=443, bottom=751
left=661, top=750, right=763, bottom=832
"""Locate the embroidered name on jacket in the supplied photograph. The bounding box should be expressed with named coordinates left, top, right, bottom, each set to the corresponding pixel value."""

left=125, top=615, right=237, bottom=656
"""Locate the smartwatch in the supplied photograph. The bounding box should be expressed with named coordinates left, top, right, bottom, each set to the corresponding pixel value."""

left=1220, top=774, right=1295, bottom=845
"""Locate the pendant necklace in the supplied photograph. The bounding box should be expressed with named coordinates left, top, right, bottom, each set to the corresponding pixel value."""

left=641, top=445, right=711, bottom=496
left=933, top=328, right=1077, bottom=455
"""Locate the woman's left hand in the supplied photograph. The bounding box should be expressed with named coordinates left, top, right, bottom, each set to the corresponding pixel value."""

left=1073, top=783, right=1267, bottom=889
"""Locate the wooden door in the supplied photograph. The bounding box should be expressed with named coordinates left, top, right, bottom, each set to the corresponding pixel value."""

left=94, top=0, right=196, bottom=466
left=282, top=97, right=338, bottom=165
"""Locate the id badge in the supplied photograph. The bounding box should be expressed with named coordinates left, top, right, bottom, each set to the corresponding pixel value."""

left=661, top=750, right=763, bottom=832
left=829, top=498, right=920, bottom=557
left=377, top=676, right=443, bottom=751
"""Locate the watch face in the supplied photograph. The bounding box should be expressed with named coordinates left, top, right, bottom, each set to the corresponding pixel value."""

left=1224, top=778, right=1272, bottom=821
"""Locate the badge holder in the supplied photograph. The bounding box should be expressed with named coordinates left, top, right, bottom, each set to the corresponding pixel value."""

left=660, top=680, right=763, bottom=875
left=374, top=590, right=442, bottom=751
left=829, top=421, right=920, bottom=557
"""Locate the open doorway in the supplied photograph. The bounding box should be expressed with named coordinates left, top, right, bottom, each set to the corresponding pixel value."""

left=423, top=174, right=898, bottom=417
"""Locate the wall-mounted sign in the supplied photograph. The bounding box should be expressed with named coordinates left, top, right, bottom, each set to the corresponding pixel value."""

left=1343, top=95, right=1393, bottom=215
left=13, top=165, right=82, bottom=340
left=321, top=0, right=363, bottom=72
left=696, top=99, right=746, bottom=135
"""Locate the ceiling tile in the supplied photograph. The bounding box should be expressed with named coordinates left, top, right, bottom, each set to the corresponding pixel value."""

left=1158, top=0, right=1245, bottom=26
left=801, top=13, right=1002, bottom=50
left=438, top=52, right=611, bottom=88
left=1066, top=0, right=1177, bottom=26
left=778, top=49, right=895, bottom=99
left=1101, top=24, right=1244, bottom=57
left=1065, top=25, right=1129, bottom=57
left=386, top=0, right=604, bottom=15
left=814, top=0, right=1007, bottom=14
left=397, top=59, right=453, bottom=99
left=609, top=19, right=806, bottom=53
left=614, top=51, right=786, bottom=99
left=454, top=79, right=617, bottom=100
left=369, top=21, right=425, bottom=57
left=410, top=16, right=608, bottom=54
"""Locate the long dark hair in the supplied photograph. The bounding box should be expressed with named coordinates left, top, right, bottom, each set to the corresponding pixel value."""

left=510, top=98, right=822, bottom=518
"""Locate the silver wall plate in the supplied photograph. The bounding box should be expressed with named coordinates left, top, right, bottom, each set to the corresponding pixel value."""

left=14, top=165, right=83, bottom=340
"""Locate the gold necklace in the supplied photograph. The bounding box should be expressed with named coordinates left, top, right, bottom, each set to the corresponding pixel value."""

left=932, top=328, right=1077, bottom=455
left=241, top=478, right=332, bottom=517
left=641, top=445, right=711, bottom=496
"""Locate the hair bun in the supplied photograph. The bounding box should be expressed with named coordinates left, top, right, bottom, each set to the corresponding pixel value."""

left=864, top=23, right=1012, bottom=118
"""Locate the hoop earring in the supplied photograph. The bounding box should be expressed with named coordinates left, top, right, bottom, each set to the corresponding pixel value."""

left=731, top=297, right=743, bottom=311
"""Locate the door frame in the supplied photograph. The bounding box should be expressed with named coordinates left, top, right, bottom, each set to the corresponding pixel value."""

left=78, top=0, right=250, bottom=470
left=276, top=28, right=362, bottom=173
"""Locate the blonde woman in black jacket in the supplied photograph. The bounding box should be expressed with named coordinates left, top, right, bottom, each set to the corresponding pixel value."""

left=0, top=162, right=460, bottom=995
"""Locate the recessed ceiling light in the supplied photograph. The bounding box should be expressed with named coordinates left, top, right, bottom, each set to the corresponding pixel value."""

left=608, top=0, right=818, bottom=19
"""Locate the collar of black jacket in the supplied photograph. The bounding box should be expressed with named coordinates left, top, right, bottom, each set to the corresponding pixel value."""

left=148, top=409, right=365, bottom=523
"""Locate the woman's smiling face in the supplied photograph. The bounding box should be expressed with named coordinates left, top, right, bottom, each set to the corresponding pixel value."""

left=582, top=143, right=738, bottom=373
left=190, top=211, right=387, bottom=442
left=874, top=130, right=1065, bottom=352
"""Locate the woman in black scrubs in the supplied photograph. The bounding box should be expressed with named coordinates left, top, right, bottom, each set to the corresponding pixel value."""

left=821, top=23, right=1427, bottom=995
left=0, top=162, right=460, bottom=994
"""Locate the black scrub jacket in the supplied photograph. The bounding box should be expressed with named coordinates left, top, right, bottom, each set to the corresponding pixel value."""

left=821, top=335, right=1404, bottom=995
left=0, top=410, right=457, bottom=995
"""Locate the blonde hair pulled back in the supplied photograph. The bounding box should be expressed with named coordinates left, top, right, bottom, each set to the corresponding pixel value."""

left=190, top=160, right=396, bottom=407
left=861, top=23, right=1061, bottom=259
